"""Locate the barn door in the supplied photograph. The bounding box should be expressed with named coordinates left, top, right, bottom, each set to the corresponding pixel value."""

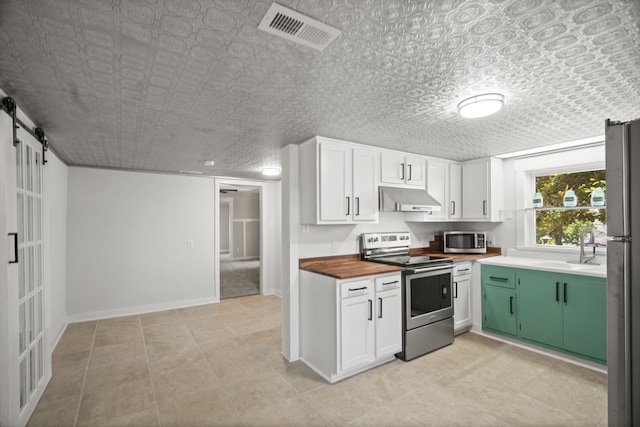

left=1, top=112, right=50, bottom=426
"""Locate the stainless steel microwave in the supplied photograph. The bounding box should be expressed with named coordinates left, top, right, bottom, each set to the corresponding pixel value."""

left=441, top=231, right=487, bottom=254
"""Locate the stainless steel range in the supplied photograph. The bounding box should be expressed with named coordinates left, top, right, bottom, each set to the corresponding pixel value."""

left=361, top=232, right=454, bottom=361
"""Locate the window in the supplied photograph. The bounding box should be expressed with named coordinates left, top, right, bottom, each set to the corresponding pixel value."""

left=534, top=170, right=606, bottom=247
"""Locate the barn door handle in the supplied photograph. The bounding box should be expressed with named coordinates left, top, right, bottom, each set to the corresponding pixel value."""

left=8, top=233, right=18, bottom=264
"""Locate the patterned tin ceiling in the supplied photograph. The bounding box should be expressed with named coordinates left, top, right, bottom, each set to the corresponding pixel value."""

left=1, top=0, right=639, bottom=179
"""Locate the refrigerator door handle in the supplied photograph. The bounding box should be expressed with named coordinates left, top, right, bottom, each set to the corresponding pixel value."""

left=608, top=236, right=632, bottom=243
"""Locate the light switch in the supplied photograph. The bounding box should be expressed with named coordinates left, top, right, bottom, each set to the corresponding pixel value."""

left=187, top=239, right=194, bottom=249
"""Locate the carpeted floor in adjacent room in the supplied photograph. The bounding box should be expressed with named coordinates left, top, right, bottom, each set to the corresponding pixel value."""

left=220, top=255, right=260, bottom=299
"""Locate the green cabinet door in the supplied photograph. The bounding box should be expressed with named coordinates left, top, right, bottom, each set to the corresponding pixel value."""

left=517, top=269, right=563, bottom=348
left=483, top=284, right=517, bottom=336
left=562, top=275, right=607, bottom=362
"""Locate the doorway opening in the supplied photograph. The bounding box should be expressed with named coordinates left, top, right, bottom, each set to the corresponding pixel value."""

left=219, top=184, right=261, bottom=299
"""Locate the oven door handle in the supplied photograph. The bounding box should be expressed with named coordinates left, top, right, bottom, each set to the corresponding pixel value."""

left=409, top=265, right=453, bottom=274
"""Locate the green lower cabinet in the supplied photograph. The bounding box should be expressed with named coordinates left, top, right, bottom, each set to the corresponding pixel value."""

left=481, top=265, right=606, bottom=364
left=517, top=270, right=564, bottom=348
left=562, top=275, right=607, bottom=362
left=482, top=284, right=517, bottom=336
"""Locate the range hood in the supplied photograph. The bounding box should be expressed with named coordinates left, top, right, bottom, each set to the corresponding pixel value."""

left=379, top=186, right=442, bottom=212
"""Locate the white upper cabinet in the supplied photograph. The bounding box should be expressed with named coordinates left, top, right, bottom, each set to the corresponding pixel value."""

left=300, top=137, right=379, bottom=224
left=404, top=158, right=462, bottom=222
left=449, top=162, right=462, bottom=219
left=352, top=148, right=379, bottom=221
left=462, top=157, right=504, bottom=221
left=318, top=142, right=351, bottom=221
left=380, top=152, right=425, bottom=188
left=425, top=159, right=449, bottom=220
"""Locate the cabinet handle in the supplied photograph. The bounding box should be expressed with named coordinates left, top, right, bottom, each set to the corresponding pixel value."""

left=450, top=201, right=455, bottom=216
left=483, top=200, right=487, bottom=216
left=382, top=280, right=398, bottom=286
left=378, top=298, right=383, bottom=318
left=454, top=281, right=458, bottom=299
left=489, top=276, right=509, bottom=282
left=355, top=197, right=360, bottom=216
left=555, top=282, right=559, bottom=302
left=509, top=296, right=514, bottom=314
left=348, top=286, right=367, bottom=292
left=346, top=196, right=350, bottom=216
left=8, top=232, right=18, bottom=264
left=408, top=164, right=412, bottom=181
left=400, top=163, right=405, bottom=180
left=368, top=299, right=373, bottom=321
left=564, top=283, right=568, bottom=304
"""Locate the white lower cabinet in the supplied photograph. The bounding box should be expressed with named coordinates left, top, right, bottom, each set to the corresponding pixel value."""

left=300, top=271, right=402, bottom=383
left=339, top=279, right=375, bottom=371
left=453, top=262, right=472, bottom=334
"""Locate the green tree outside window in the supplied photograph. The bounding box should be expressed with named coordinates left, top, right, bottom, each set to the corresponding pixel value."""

left=535, top=170, right=606, bottom=246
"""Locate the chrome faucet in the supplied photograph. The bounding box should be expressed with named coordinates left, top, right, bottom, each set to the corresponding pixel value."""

left=579, top=227, right=597, bottom=264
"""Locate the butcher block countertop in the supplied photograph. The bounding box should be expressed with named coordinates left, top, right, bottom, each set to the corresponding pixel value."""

left=299, top=255, right=403, bottom=279
left=299, top=247, right=501, bottom=279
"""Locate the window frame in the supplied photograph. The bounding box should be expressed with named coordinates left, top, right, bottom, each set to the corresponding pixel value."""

left=512, top=144, right=606, bottom=253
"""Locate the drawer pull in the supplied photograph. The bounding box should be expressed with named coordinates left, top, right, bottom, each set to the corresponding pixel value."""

left=382, top=280, right=399, bottom=286
left=348, top=286, right=367, bottom=292
left=489, top=276, right=509, bottom=282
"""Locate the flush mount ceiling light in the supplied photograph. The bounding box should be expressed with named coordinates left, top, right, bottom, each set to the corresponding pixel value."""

left=262, top=167, right=281, bottom=176
left=457, top=93, right=504, bottom=118
left=204, top=160, right=215, bottom=166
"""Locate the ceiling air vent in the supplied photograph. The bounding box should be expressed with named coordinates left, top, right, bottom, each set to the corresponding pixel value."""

left=258, top=2, right=341, bottom=51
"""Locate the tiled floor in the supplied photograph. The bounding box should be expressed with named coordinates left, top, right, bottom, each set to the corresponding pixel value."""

left=28, top=295, right=607, bottom=426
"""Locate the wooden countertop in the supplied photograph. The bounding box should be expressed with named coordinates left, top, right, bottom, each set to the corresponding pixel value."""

left=299, top=255, right=403, bottom=279
left=299, top=248, right=501, bottom=279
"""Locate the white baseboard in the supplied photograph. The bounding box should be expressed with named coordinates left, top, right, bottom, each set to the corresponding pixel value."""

left=51, top=318, right=68, bottom=350
left=66, top=296, right=220, bottom=323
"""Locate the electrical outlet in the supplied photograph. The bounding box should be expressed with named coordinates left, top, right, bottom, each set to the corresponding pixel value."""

left=187, top=239, right=194, bottom=249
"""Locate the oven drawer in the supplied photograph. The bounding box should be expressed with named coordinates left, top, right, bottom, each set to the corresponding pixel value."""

left=340, top=278, right=373, bottom=299
left=375, top=274, right=401, bottom=292
left=481, top=265, right=516, bottom=289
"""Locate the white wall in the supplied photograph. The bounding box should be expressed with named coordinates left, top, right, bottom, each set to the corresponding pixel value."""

left=66, top=168, right=216, bottom=320
left=44, top=151, right=68, bottom=345
left=297, top=213, right=448, bottom=259
left=229, top=191, right=259, bottom=219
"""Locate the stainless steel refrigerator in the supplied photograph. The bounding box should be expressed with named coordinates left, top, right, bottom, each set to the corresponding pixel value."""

left=606, top=118, right=640, bottom=426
